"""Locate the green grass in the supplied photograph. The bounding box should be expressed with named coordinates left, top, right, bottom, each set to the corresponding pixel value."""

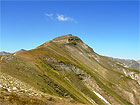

left=39, top=60, right=92, bottom=104
left=1, top=35, right=139, bottom=105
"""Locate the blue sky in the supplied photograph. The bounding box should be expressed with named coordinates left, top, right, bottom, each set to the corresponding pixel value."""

left=1, top=1, right=139, bottom=60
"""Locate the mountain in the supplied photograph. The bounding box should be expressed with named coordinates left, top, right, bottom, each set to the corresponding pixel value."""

left=13, top=49, right=26, bottom=55
left=15, top=49, right=26, bottom=53
left=0, top=34, right=140, bottom=105
left=137, top=60, right=140, bottom=64
left=0, top=51, right=10, bottom=55
left=108, top=58, right=140, bottom=71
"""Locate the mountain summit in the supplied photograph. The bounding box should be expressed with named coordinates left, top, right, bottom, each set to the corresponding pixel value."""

left=0, top=34, right=140, bottom=105
left=38, top=34, right=83, bottom=48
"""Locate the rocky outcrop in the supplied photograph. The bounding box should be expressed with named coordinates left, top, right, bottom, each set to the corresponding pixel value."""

left=0, top=72, right=45, bottom=97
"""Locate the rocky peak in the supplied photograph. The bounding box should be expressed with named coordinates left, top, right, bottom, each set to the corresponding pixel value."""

left=52, top=34, right=82, bottom=43
left=38, top=34, right=83, bottom=48
left=52, top=34, right=73, bottom=41
left=15, top=49, right=26, bottom=53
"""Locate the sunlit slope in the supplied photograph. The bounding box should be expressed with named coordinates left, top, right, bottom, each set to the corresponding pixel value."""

left=1, top=35, right=140, bottom=105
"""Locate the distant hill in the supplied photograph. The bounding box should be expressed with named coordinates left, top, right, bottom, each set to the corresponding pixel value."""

left=15, top=49, right=26, bottom=52
left=137, top=60, right=140, bottom=64
left=0, top=51, right=10, bottom=55
left=0, top=34, right=140, bottom=105
left=108, top=57, right=140, bottom=71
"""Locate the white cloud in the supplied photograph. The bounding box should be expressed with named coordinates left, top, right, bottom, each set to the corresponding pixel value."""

left=44, top=13, right=53, bottom=17
left=44, top=13, right=76, bottom=23
left=56, top=14, right=73, bottom=21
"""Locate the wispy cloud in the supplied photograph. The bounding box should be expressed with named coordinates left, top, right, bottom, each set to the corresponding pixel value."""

left=44, top=13, right=53, bottom=17
left=44, top=13, right=76, bottom=23
left=56, top=14, right=73, bottom=21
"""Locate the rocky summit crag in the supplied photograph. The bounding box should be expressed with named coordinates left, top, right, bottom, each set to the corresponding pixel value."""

left=0, top=34, right=140, bottom=105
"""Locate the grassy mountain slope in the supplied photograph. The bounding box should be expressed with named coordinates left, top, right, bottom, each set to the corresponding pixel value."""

left=0, top=34, right=140, bottom=105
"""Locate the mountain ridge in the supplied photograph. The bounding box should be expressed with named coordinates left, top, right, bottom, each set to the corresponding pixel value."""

left=108, top=57, right=140, bottom=71
left=0, top=34, right=140, bottom=105
left=0, top=51, right=10, bottom=55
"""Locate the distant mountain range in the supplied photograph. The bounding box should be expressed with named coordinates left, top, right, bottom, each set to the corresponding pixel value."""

left=0, top=34, right=140, bottom=105
left=108, top=57, right=140, bottom=71
left=0, top=49, right=26, bottom=55
left=0, top=51, right=10, bottom=55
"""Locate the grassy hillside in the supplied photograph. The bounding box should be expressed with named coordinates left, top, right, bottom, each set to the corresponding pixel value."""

left=0, top=35, right=140, bottom=105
